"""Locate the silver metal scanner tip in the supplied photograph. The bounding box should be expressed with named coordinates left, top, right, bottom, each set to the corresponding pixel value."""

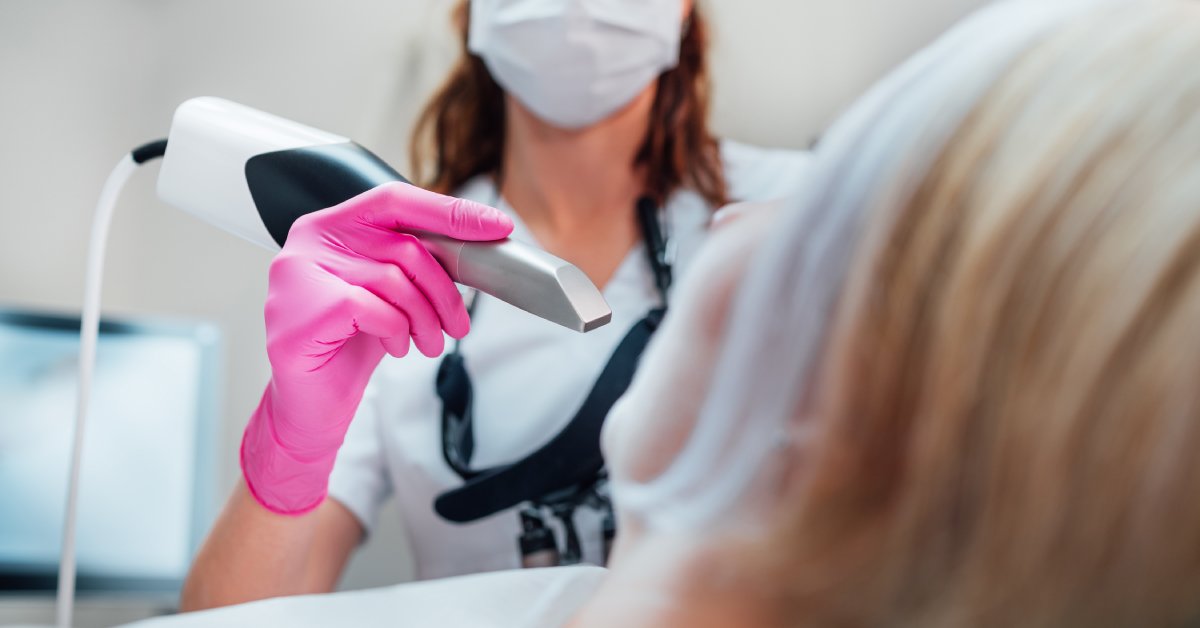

left=419, top=235, right=612, bottom=333
left=555, top=264, right=614, bottom=333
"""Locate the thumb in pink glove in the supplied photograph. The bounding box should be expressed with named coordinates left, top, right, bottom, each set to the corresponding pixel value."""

left=242, top=182, right=513, bottom=515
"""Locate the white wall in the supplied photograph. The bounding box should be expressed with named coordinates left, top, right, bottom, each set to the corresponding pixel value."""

left=0, top=0, right=985, bottom=622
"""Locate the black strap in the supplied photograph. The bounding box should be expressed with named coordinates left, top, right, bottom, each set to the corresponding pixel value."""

left=436, top=351, right=477, bottom=478
left=434, top=308, right=664, bottom=522
left=437, top=291, right=483, bottom=479
left=432, top=194, right=671, bottom=523
left=636, top=196, right=672, bottom=306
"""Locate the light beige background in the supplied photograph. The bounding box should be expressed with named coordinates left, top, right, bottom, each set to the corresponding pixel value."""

left=0, top=0, right=983, bottom=624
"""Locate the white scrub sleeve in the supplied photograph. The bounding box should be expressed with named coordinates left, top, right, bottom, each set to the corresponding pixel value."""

left=327, top=376, right=393, bottom=538
left=719, top=140, right=814, bottom=204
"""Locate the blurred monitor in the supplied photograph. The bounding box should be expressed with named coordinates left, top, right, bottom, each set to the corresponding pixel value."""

left=0, top=307, right=220, bottom=595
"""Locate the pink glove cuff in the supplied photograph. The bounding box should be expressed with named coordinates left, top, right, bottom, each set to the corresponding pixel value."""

left=240, top=389, right=340, bottom=516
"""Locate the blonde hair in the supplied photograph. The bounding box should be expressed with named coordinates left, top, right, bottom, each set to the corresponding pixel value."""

left=776, top=3, right=1200, bottom=626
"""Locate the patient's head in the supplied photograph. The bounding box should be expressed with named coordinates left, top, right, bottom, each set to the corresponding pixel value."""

left=586, top=1, right=1200, bottom=627
left=784, top=4, right=1200, bottom=625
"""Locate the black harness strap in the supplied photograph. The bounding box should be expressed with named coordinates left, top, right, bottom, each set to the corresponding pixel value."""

left=436, top=350, right=477, bottom=479
left=432, top=195, right=670, bottom=527
left=434, top=307, right=664, bottom=523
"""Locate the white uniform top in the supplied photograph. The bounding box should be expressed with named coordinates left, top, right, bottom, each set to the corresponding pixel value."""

left=328, top=141, right=810, bottom=580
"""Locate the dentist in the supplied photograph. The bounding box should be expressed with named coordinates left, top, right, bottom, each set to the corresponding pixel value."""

left=182, top=0, right=808, bottom=610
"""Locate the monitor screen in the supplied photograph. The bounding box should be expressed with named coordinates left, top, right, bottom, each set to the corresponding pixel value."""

left=0, top=309, right=219, bottom=593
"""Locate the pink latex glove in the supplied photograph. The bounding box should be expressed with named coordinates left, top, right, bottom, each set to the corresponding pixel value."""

left=241, top=182, right=513, bottom=515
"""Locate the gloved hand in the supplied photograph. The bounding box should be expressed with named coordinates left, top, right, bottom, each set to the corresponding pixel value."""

left=241, top=182, right=513, bottom=515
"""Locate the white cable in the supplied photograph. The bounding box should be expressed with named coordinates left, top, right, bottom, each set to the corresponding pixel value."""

left=56, top=154, right=140, bottom=628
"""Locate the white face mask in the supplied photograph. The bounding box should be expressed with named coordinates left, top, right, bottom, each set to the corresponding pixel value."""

left=468, top=0, right=684, bottom=130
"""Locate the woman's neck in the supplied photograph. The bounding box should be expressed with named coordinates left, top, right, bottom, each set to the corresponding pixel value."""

left=497, top=89, right=655, bottom=287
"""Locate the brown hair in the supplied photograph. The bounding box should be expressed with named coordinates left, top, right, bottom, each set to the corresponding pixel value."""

left=772, top=3, right=1200, bottom=626
left=409, top=2, right=727, bottom=208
